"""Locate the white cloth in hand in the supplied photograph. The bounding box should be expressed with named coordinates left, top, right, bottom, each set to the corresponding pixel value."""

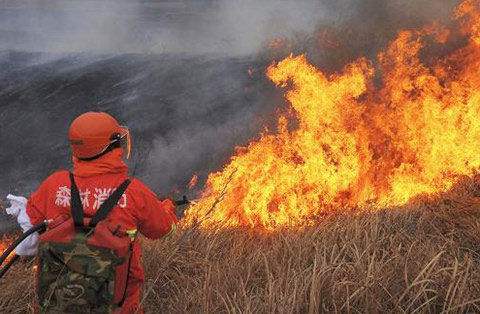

left=5, top=194, right=39, bottom=256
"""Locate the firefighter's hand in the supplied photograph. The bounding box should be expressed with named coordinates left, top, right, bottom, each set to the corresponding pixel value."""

left=5, top=194, right=27, bottom=218
left=5, top=194, right=39, bottom=256
left=6, top=194, right=31, bottom=231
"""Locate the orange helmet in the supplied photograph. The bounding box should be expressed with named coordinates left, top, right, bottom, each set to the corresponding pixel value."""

left=68, top=112, right=131, bottom=160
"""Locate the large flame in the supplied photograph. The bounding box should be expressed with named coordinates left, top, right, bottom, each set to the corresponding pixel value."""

left=185, top=0, right=480, bottom=230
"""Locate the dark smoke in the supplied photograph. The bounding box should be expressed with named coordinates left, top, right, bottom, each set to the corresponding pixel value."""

left=264, top=0, right=459, bottom=72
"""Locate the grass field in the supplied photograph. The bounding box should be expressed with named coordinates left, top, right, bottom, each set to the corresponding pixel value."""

left=1, top=182, right=480, bottom=313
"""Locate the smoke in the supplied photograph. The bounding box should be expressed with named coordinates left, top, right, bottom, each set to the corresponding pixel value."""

left=0, top=0, right=458, bottom=57
left=0, top=0, right=462, bottom=201
left=141, top=0, right=460, bottom=195
left=0, top=0, right=323, bottom=56
left=260, top=0, right=459, bottom=71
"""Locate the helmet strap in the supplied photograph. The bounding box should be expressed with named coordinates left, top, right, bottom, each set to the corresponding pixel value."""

left=77, top=141, right=121, bottom=162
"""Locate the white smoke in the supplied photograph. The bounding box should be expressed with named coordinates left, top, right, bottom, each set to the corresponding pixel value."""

left=0, top=0, right=458, bottom=56
left=0, top=0, right=326, bottom=56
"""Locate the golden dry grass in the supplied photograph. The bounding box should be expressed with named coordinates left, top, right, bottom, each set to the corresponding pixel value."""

left=140, top=205, right=480, bottom=313
left=1, top=190, right=480, bottom=313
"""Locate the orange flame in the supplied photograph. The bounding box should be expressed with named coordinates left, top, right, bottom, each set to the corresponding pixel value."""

left=188, top=174, right=199, bottom=190
left=186, top=0, right=480, bottom=230
left=0, top=237, right=15, bottom=263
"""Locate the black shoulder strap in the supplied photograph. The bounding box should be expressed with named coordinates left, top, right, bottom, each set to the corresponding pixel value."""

left=69, top=172, right=84, bottom=228
left=89, top=178, right=131, bottom=228
left=69, top=172, right=131, bottom=230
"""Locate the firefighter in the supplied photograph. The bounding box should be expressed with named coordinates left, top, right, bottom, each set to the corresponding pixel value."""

left=9, top=111, right=178, bottom=313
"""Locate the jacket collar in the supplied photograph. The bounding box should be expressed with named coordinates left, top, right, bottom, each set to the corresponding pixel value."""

left=72, top=149, right=128, bottom=177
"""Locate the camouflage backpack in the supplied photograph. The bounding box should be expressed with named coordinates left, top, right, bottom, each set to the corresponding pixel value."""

left=37, top=173, right=133, bottom=313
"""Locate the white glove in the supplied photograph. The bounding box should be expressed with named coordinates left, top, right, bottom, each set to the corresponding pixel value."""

left=5, top=194, right=39, bottom=256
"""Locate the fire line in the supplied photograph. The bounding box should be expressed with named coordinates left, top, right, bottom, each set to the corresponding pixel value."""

left=185, top=0, right=480, bottom=231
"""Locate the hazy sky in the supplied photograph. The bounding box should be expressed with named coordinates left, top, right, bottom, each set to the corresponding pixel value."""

left=0, top=0, right=327, bottom=55
left=0, top=0, right=458, bottom=56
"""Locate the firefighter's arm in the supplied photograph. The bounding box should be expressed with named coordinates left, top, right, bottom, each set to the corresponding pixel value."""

left=26, top=171, right=67, bottom=225
left=26, top=181, right=49, bottom=226
left=135, top=182, right=178, bottom=239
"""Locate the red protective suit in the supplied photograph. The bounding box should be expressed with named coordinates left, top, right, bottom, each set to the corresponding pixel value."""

left=26, top=149, right=178, bottom=313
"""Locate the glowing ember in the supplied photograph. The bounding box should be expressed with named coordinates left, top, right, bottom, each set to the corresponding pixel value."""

left=0, top=238, right=15, bottom=262
left=188, top=174, right=199, bottom=190
left=186, top=0, right=480, bottom=230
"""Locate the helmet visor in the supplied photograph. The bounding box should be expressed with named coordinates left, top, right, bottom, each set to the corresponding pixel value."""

left=118, top=126, right=132, bottom=159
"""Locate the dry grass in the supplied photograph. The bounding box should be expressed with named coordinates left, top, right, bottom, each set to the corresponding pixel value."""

left=1, top=194, right=480, bottom=313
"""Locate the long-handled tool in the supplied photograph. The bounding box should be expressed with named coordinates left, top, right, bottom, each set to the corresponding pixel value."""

left=0, top=220, right=49, bottom=279
left=0, top=195, right=190, bottom=280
